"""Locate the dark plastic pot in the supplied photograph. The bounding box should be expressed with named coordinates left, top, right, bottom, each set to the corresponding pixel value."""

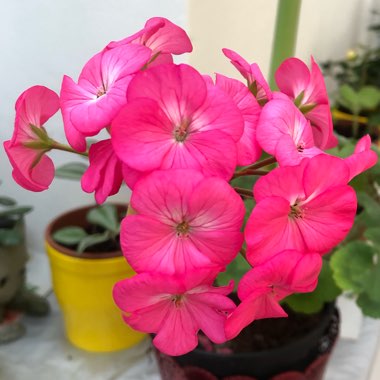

left=156, top=303, right=339, bottom=380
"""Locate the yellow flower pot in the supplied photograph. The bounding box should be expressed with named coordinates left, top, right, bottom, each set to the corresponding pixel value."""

left=45, top=205, right=146, bottom=352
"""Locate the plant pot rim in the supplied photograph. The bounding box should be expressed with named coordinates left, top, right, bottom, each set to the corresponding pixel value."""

left=45, top=203, right=126, bottom=259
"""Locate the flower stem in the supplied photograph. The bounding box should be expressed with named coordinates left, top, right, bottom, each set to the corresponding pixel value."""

left=232, top=169, right=269, bottom=179
left=232, top=157, right=276, bottom=179
left=234, top=187, right=253, bottom=198
left=51, top=142, right=88, bottom=157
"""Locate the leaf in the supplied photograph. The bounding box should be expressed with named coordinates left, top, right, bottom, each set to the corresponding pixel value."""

left=338, top=84, right=360, bottom=113
left=357, top=192, right=380, bottom=227
left=285, top=259, right=341, bottom=314
left=77, top=231, right=111, bottom=253
left=330, top=241, right=374, bottom=293
left=365, top=227, right=380, bottom=246
left=357, top=86, right=380, bottom=110
left=55, top=162, right=88, bottom=180
left=0, top=206, right=32, bottom=218
left=86, top=204, right=120, bottom=234
left=0, top=196, right=17, bottom=206
left=52, top=227, right=88, bottom=245
left=357, top=293, right=380, bottom=318
left=0, top=228, right=23, bottom=246
left=216, top=254, right=251, bottom=290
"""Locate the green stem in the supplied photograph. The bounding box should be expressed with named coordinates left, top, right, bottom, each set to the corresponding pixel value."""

left=234, top=187, right=254, bottom=198
left=51, top=142, right=88, bottom=157
left=234, top=157, right=277, bottom=178
left=232, top=170, right=269, bottom=180
left=268, top=0, right=302, bottom=89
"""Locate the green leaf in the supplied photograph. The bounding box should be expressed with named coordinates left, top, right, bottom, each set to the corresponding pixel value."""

left=365, top=228, right=380, bottom=246
left=357, top=293, right=380, bottom=318
left=357, top=86, right=380, bottom=110
left=0, top=206, right=32, bottom=218
left=53, top=227, right=88, bottom=245
left=357, top=192, right=380, bottom=227
left=330, top=241, right=374, bottom=293
left=285, top=260, right=341, bottom=314
left=0, top=228, right=23, bottom=246
left=216, top=254, right=251, bottom=290
left=77, top=231, right=111, bottom=253
left=0, top=196, right=17, bottom=206
left=338, top=84, right=360, bottom=113
left=55, top=162, right=88, bottom=180
left=86, top=204, right=120, bottom=234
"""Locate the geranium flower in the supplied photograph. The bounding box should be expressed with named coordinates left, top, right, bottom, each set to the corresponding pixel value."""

left=107, top=17, right=192, bottom=65
left=344, top=135, right=378, bottom=181
left=81, top=139, right=123, bottom=204
left=60, top=44, right=151, bottom=151
left=256, top=98, right=323, bottom=166
left=121, top=169, right=245, bottom=274
left=275, top=57, right=337, bottom=149
left=113, top=269, right=236, bottom=356
left=222, top=48, right=272, bottom=105
left=111, top=63, right=244, bottom=180
left=225, top=250, right=322, bottom=339
left=245, top=155, right=357, bottom=265
left=4, top=86, right=59, bottom=192
left=215, top=74, right=262, bottom=165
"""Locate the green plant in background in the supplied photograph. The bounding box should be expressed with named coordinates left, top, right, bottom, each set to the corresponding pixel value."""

left=323, top=14, right=380, bottom=138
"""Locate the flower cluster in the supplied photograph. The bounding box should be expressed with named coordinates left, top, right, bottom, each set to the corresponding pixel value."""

left=4, top=17, right=377, bottom=356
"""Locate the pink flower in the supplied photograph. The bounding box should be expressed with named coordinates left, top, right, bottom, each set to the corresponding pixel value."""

left=275, top=57, right=337, bottom=149
left=225, top=250, right=322, bottom=339
left=81, top=139, right=123, bottom=204
left=111, top=63, right=244, bottom=181
left=223, top=48, right=272, bottom=105
left=215, top=74, right=262, bottom=165
left=121, top=169, right=245, bottom=274
left=60, top=44, right=151, bottom=151
left=245, top=155, right=357, bottom=265
left=344, top=135, right=378, bottom=181
left=113, top=269, right=236, bottom=356
left=256, top=98, right=324, bottom=166
left=4, top=86, right=59, bottom=192
left=107, top=17, right=192, bottom=65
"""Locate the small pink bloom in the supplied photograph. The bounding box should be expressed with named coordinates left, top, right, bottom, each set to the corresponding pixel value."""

left=111, top=63, right=244, bottom=180
left=225, top=250, right=322, bottom=339
left=4, top=86, right=59, bottom=192
left=215, top=74, right=262, bottom=165
left=223, top=48, right=272, bottom=105
left=113, top=269, right=236, bottom=356
left=121, top=169, right=245, bottom=274
left=107, top=17, right=192, bottom=65
left=60, top=44, right=151, bottom=151
left=275, top=57, right=337, bottom=149
left=245, top=155, right=357, bottom=265
left=344, top=135, right=378, bottom=181
left=81, top=139, right=123, bottom=204
left=256, top=98, right=324, bottom=166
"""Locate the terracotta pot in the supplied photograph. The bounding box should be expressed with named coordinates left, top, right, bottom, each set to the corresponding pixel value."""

left=45, top=204, right=146, bottom=352
left=156, top=303, right=339, bottom=380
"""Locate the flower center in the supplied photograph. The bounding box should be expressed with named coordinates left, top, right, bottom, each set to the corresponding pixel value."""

left=172, top=295, right=184, bottom=308
left=297, top=142, right=305, bottom=153
left=174, top=120, right=190, bottom=142
left=176, top=221, right=190, bottom=236
left=96, top=87, right=107, bottom=98
left=289, top=203, right=303, bottom=219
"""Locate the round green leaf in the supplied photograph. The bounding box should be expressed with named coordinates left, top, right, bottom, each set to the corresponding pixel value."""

left=86, top=204, right=120, bottom=234
left=55, top=162, right=88, bottom=180
left=53, top=227, right=88, bottom=245
left=77, top=231, right=111, bottom=253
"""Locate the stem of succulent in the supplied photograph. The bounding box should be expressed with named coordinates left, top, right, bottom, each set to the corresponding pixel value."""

left=50, top=142, right=89, bottom=157
left=233, top=187, right=254, bottom=198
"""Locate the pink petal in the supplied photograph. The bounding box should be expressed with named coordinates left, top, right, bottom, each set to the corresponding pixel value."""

left=306, top=56, right=329, bottom=104
left=298, top=185, right=357, bottom=254
left=215, top=74, right=261, bottom=165
left=222, top=48, right=252, bottom=82
left=345, top=135, right=378, bottom=181
left=275, top=58, right=310, bottom=99
left=122, top=164, right=148, bottom=190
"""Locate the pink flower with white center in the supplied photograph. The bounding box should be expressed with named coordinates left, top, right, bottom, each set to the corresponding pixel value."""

left=223, top=48, right=272, bottom=105
left=215, top=74, right=262, bottom=166
left=60, top=44, right=151, bottom=151
left=4, top=86, right=59, bottom=192
left=245, top=155, right=357, bottom=265
left=107, top=17, right=192, bottom=66
left=121, top=169, right=245, bottom=274
left=225, top=250, right=322, bottom=339
left=344, top=135, right=378, bottom=181
left=113, top=269, right=236, bottom=356
left=111, top=63, right=244, bottom=181
left=275, top=57, right=337, bottom=149
left=256, top=98, right=324, bottom=166
left=81, top=139, right=123, bottom=204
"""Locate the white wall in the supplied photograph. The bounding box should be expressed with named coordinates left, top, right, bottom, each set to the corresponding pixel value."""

left=0, top=0, right=188, bottom=255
